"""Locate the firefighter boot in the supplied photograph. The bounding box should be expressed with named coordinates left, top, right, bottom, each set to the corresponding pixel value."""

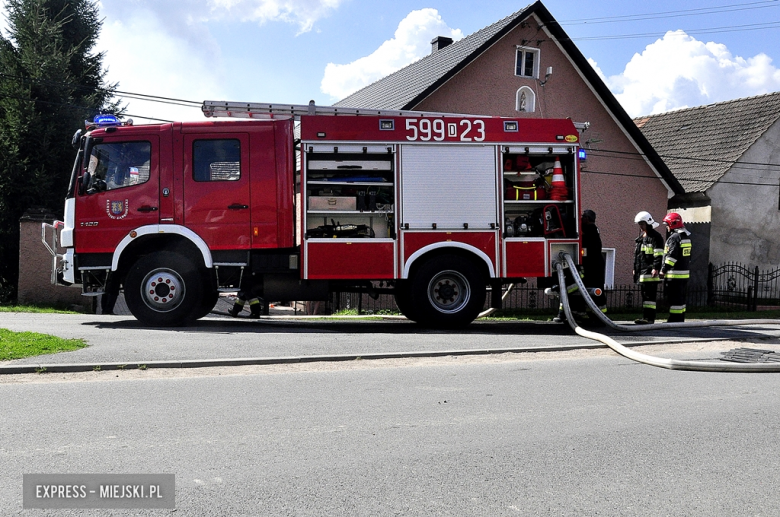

left=248, top=299, right=262, bottom=319
left=552, top=304, right=566, bottom=323
left=229, top=299, right=245, bottom=317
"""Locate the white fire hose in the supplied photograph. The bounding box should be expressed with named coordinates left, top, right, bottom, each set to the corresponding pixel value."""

left=553, top=252, right=780, bottom=372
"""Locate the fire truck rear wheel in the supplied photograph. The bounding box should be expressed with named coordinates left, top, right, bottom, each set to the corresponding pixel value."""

left=393, top=281, right=418, bottom=322
left=411, top=255, right=486, bottom=328
left=125, top=251, right=204, bottom=326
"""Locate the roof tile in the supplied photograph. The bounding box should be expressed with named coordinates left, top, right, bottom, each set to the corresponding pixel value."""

left=636, top=92, right=780, bottom=192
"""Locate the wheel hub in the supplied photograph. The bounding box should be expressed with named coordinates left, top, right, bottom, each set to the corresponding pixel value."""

left=435, top=280, right=458, bottom=303
left=141, top=269, right=184, bottom=312
left=428, top=270, right=470, bottom=314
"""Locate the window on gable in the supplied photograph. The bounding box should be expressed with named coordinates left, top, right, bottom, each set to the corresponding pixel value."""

left=515, top=47, right=540, bottom=78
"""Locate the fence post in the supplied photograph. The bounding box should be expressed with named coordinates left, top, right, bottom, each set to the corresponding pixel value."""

left=707, top=263, right=713, bottom=305
left=753, top=266, right=760, bottom=311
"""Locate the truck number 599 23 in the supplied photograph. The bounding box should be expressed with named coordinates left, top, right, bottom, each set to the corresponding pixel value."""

left=406, top=119, right=485, bottom=142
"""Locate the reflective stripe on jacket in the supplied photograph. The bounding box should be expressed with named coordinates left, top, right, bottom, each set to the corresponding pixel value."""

left=634, top=227, right=664, bottom=283
left=661, top=228, right=692, bottom=280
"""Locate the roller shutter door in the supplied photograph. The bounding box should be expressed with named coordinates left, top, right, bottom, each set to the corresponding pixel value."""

left=400, top=145, right=497, bottom=229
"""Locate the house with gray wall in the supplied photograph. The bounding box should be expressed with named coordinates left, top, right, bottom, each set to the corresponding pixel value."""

left=636, top=91, right=780, bottom=288
left=335, top=0, right=684, bottom=286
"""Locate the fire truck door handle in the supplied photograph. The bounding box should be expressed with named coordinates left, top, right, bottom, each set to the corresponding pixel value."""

left=137, top=206, right=158, bottom=213
left=228, top=204, right=249, bottom=210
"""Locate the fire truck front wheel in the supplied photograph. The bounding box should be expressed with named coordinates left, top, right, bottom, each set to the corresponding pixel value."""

left=125, top=251, right=205, bottom=326
left=411, top=255, right=486, bottom=328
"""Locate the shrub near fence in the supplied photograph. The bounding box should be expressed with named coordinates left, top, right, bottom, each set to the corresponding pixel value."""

left=328, top=284, right=705, bottom=316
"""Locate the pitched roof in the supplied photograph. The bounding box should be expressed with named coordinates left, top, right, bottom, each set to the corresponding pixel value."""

left=334, top=1, right=683, bottom=195
left=635, top=92, right=780, bottom=193
left=334, top=5, right=530, bottom=110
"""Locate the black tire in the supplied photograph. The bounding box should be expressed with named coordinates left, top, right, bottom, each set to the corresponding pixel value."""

left=393, top=280, right=418, bottom=322
left=410, top=255, right=486, bottom=329
left=124, top=251, right=204, bottom=326
left=193, top=270, right=219, bottom=320
left=194, top=288, right=219, bottom=320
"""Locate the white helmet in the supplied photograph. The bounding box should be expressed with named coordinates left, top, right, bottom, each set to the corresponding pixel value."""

left=634, top=211, right=659, bottom=228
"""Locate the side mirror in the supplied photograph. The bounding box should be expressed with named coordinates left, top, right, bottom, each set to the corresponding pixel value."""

left=71, top=129, right=83, bottom=150
left=86, top=178, right=106, bottom=195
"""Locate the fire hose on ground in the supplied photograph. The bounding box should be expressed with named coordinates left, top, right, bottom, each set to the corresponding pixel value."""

left=553, top=252, right=780, bottom=372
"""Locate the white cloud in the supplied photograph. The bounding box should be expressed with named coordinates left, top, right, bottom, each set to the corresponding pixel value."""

left=208, top=0, right=342, bottom=34
left=320, top=8, right=463, bottom=101
left=96, top=7, right=224, bottom=123
left=94, top=0, right=342, bottom=123
left=605, top=30, right=780, bottom=117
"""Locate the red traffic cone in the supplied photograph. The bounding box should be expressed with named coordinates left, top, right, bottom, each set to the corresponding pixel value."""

left=548, top=157, right=568, bottom=201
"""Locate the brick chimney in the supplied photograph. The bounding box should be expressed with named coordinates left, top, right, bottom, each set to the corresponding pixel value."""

left=430, top=36, right=453, bottom=53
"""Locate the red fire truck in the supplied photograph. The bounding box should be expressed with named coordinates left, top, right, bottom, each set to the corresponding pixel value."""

left=43, top=101, right=583, bottom=328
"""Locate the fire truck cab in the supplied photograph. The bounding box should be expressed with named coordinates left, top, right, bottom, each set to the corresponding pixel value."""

left=45, top=102, right=583, bottom=328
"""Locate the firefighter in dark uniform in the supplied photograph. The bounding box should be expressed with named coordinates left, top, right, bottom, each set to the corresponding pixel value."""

left=632, top=211, right=664, bottom=324
left=229, top=276, right=264, bottom=318
left=229, top=292, right=263, bottom=318
left=553, top=209, right=604, bottom=323
left=581, top=209, right=607, bottom=316
left=660, top=212, right=692, bottom=322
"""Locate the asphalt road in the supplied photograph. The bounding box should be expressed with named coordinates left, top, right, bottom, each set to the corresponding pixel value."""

left=2, top=343, right=780, bottom=516
left=3, top=311, right=780, bottom=370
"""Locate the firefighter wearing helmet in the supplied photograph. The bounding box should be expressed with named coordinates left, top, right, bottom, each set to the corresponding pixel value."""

left=660, top=212, right=692, bottom=322
left=632, top=211, right=664, bottom=324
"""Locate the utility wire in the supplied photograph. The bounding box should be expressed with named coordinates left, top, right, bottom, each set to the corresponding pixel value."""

left=555, top=0, right=779, bottom=25
left=568, top=21, right=780, bottom=41
left=0, top=93, right=177, bottom=123
left=587, top=148, right=780, bottom=170
left=581, top=168, right=779, bottom=187
left=0, top=72, right=201, bottom=109
left=4, top=82, right=780, bottom=176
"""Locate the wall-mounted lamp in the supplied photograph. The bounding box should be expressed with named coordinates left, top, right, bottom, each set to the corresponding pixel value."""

left=540, top=66, right=553, bottom=87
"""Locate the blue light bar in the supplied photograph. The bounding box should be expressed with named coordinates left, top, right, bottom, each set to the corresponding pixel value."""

left=93, top=114, right=120, bottom=126
left=578, top=148, right=587, bottom=161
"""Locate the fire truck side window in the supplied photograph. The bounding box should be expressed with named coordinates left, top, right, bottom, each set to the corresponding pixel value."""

left=85, top=141, right=151, bottom=193
left=193, top=139, right=241, bottom=182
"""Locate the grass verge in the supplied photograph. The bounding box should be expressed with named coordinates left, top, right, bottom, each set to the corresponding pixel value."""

left=0, top=304, right=80, bottom=314
left=0, top=329, right=87, bottom=361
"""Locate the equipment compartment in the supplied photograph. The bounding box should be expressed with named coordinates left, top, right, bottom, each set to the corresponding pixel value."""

left=501, top=150, right=578, bottom=239
left=304, top=150, right=396, bottom=239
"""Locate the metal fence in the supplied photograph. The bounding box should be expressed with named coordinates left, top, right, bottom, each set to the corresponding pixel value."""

left=105, top=262, right=780, bottom=316
left=326, top=262, right=780, bottom=315
left=708, top=262, right=780, bottom=311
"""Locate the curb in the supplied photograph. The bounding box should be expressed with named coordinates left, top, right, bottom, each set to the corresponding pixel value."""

left=0, top=336, right=732, bottom=375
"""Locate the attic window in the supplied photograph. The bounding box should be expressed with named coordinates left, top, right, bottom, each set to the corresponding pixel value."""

left=678, top=124, right=692, bottom=131
left=515, top=46, right=540, bottom=78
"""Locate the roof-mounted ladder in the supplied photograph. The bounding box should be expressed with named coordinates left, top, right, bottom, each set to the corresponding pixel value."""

left=201, top=100, right=488, bottom=120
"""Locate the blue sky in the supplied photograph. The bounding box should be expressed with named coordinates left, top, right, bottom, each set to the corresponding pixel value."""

left=3, top=0, right=780, bottom=123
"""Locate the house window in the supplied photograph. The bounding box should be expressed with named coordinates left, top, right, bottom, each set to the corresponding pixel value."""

left=516, top=86, right=536, bottom=112
left=515, top=47, right=540, bottom=78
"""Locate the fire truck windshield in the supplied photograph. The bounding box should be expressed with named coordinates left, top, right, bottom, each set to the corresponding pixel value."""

left=84, top=141, right=151, bottom=194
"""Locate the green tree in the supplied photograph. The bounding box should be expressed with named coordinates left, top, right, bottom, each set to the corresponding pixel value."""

left=0, top=0, right=118, bottom=302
